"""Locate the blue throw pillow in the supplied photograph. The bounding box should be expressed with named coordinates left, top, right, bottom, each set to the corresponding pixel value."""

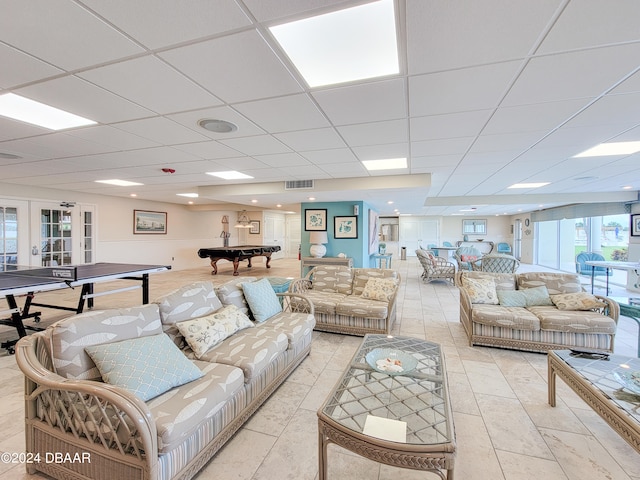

left=85, top=334, right=203, bottom=401
left=241, top=278, right=283, bottom=322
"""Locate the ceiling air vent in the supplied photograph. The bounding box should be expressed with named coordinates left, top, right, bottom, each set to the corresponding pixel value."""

left=285, top=179, right=314, bottom=190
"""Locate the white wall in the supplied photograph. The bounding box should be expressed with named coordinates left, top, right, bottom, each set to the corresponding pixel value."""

left=1, top=182, right=242, bottom=271
left=441, top=216, right=512, bottom=246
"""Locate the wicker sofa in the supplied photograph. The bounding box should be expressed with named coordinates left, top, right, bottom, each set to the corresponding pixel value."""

left=288, top=265, right=400, bottom=335
left=456, top=271, right=619, bottom=353
left=15, top=278, right=314, bottom=480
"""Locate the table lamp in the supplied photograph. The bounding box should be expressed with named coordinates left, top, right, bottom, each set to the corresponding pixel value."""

left=309, top=231, right=328, bottom=258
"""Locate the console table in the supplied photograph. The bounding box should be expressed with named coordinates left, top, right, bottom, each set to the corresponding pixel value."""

left=301, top=256, right=353, bottom=276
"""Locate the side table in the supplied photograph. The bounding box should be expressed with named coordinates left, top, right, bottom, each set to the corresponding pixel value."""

left=610, top=297, right=640, bottom=357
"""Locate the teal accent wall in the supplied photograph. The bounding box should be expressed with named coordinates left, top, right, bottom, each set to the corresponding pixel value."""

left=301, top=201, right=379, bottom=268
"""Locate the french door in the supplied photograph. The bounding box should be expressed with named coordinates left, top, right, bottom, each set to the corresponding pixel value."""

left=30, top=202, right=95, bottom=266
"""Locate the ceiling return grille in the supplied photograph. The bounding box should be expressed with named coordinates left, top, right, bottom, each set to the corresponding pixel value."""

left=284, top=180, right=314, bottom=190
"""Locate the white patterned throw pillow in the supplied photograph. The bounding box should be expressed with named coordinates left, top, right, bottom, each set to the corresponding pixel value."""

left=84, top=334, right=203, bottom=401
left=361, top=277, right=397, bottom=302
left=176, top=305, right=254, bottom=358
left=462, top=276, right=499, bottom=304
left=550, top=292, right=606, bottom=311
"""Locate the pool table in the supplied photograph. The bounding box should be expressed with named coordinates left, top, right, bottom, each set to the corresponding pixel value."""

left=197, top=245, right=281, bottom=276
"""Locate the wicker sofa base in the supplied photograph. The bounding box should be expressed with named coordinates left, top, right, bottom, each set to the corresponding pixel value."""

left=312, top=311, right=394, bottom=336
left=23, top=341, right=311, bottom=480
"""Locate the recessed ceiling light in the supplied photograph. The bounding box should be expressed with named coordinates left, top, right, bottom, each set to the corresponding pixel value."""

left=177, top=193, right=198, bottom=198
left=308, top=197, right=316, bottom=201
left=623, top=185, right=633, bottom=190
left=276, top=204, right=282, bottom=208
left=130, top=193, right=137, bottom=197
left=270, top=0, right=399, bottom=88
left=362, top=158, right=407, bottom=171
left=387, top=200, right=394, bottom=204
left=508, top=182, right=550, bottom=189
left=95, top=179, right=143, bottom=187
left=0, top=93, right=96, bottom=130
left=206, top=171, right=253, bottom=180
left=198, top=119, right=238, bottom=134
left=574, top=141, right=640, bottom=157
left=251, top=199, right=258, bottom=203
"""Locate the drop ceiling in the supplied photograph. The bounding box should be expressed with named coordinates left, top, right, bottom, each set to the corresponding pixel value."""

left=1, top=0, right=639, bottom=217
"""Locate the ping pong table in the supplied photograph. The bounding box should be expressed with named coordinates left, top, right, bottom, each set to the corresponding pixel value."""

left=0, top=262, right=170, bottom=353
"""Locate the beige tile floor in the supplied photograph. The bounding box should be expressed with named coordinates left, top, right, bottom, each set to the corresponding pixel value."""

left=1, top=257, right=639, bottom=480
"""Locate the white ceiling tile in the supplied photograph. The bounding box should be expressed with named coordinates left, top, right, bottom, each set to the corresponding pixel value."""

left=77, top=56, right=222, bottom=114
left=352, top=142, right=409, bottom=161
left=312, top=78, right=407, bottom=125
left=234, top=94, right=329, bottom=132
left=300, top=148, right=360, bottom=164
left=470, top=131, right=548, bottom=153
left=171, top=141, right=244, bottom=160
left=159, top=30, right=303, bottom=103
left=242, top=0, right=348, bottom=22
left=409, top=61, right=522, bottom=116
left=338, top=120, right=408, bottom=146
left=16, top=76, right=154, bottom=124
left=81, top=0, right=251, bottom=49
left=410, top=111, right=491, bottom=141
left=537, top=0, right=640, bottom=53
left=65, top=125, right=160, bottom=151
left=0, top=0, right=143, bottom=71
left=407, top=0, right=562, bottom=73
left=411, top=137, right=475, bottom=157
left=219, top=135, right=291, bottom=156
left=504, top=43, right=640, bottom=106
left=275, top=128, right=346, bottom=151
left=0, top=44, right=62, bottom=89
left=483, top=99, right=591, bottom=135
left=317, top=162, right=368, bottom=176
left=113, top=117, right=210, bottom=145
left=253, top=153, right=310, bottom=167
left=563, top=92, right=640, bottom=129
left=0, top=116, right=50, bottom=142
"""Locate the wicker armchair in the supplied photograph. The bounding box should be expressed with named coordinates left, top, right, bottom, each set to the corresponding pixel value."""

left=416, top=249, right=455, bottom=283
left=471, top=254, right=520, bottom=273
left=454, top=246, right=483, bottom=271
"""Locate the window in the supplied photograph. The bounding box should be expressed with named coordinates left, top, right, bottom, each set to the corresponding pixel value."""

left=0, top=207, right=18, bottom=271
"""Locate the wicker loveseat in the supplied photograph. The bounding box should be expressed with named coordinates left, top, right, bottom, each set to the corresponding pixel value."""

left=288, top=265, right=400, bottom=335
left=15, top=278, right=314, bottom=480
left=456, top=271, right=619, bottom=353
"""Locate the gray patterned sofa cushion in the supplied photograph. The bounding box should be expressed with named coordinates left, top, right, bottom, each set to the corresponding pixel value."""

left=215, top=277, right=257, bottom=315
left=149, top=360, right=244, bottom=454
left=516, top=272, right=582, bottom=294
left=260, top=311, right=316, bottom=348
left=336, top=297, right=389, bottom=320
left=457, top=271, right=516, bottom=291
left=527, top=306, right=617, bottom=334
left=155, top=281, right=223, bottom=343
left=471, top=305, right=540, bottom=330
left=295, top=291, right=346, bottom=315
left=48, top=304, right=162, bottom=381
left=194, top=328, right=288, bottom=382
left=310, top=266, right=353, bottom=294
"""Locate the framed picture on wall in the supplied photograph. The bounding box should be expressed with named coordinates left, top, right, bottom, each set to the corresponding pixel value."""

left=133, top=210, right=167, bottom=234
left=334, top=216, right=358, bottom=239
left=305, top=209, right=327, bottom=231
left=249, top=220, right=260, bottom=234
left=631, top=214, right=640, bottom=237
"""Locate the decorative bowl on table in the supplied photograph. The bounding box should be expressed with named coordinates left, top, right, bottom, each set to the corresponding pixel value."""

left=612, top=370, right=640, bottom=395
left=365, top=348, right=418, bottom=376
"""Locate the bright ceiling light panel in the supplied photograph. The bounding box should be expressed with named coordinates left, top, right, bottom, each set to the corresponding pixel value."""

left=206, top=171, right=254, bottom=180
left=270, top=0, right=399, bottom=88
left=362, top=158, right=407, bottom=171
left=0, top=93, right=96, bottom=130
left=507, top=182, right=550, bottom=189
left=95, top=179, right=143, bottom=186
left=573, top=141, right=640, bottom=157
left=177, top=193, right=199, bottom=198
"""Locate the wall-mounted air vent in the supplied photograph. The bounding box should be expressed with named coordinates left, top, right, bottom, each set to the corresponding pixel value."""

left=285, top=179, right=314, bottom=190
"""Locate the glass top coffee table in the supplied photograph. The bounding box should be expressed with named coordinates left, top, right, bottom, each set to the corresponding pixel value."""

left=318, top=334, right=456, bottom=480
left=548, top=350, right=640, bottom=453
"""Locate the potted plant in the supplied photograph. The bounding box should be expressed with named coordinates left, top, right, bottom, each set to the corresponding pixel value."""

left=379, top=242, right=386, bottom=254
